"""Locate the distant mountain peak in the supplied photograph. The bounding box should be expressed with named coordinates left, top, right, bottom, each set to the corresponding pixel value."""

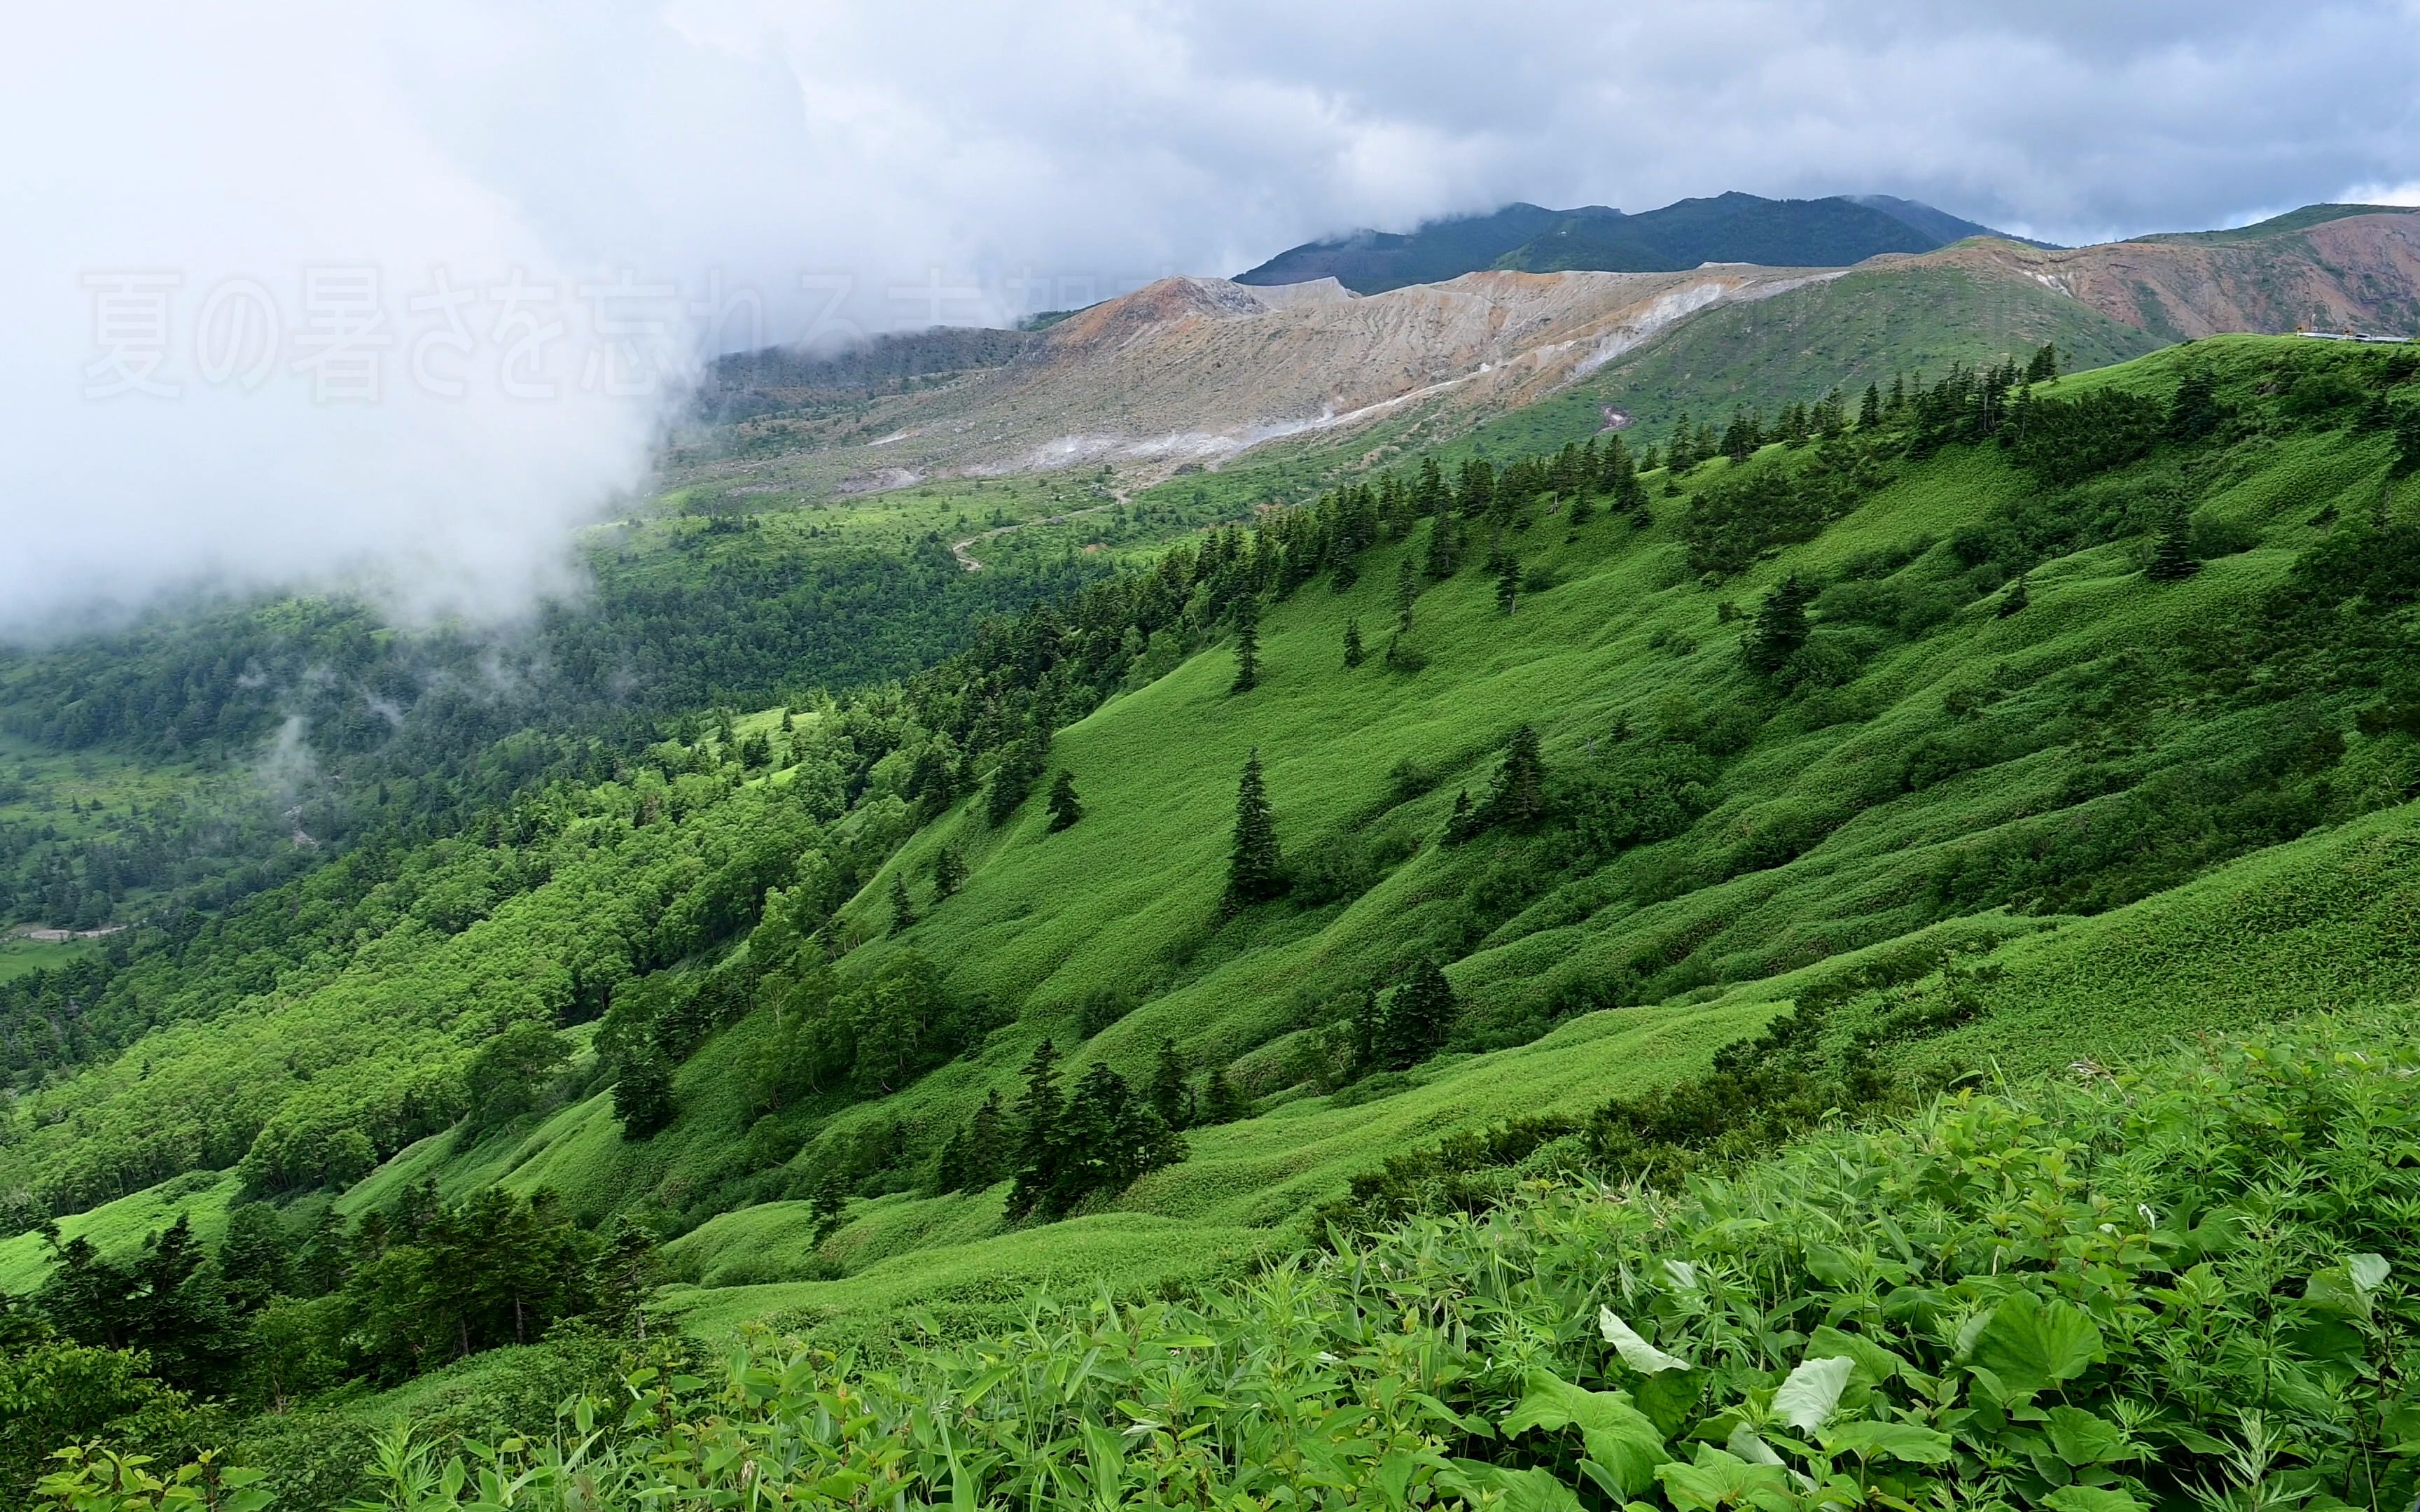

left=1237, top=192, right=2049, bottom=293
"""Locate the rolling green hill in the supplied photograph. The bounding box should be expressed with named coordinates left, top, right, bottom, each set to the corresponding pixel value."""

left=8, top=332, right=2420, bottom=1506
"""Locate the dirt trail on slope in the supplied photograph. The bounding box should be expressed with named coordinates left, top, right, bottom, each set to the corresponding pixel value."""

left=950, top=497, right=1122, bottom=571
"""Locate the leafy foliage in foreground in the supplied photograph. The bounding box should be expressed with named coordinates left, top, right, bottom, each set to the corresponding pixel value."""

left=109, top=1011, right=2420, bottom=1512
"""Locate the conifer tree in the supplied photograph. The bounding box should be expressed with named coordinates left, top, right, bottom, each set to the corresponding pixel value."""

left=1859, top=383, right=1882, bottom=428
left=1744, top=575, right=1815, bottom=674
left=1004, top=1039, right=1064, bottom=1219
left=931, top=845, right=966, bottom=897
left=808, top=1172, right=849, bottom=1242
left=1342, top=616, right=1365, bottom=668
left=1486, top=724, right=1548, bottom=827
left=1998, top=573, right=2031, bottom=617
left=987, top=739, right=1042, bottom=825
left=1667, top=413, right=1695, bottom=471
left=888, top=874, right=918, bottom=932
left=2169, top=368, right=2223, bottom=440
left=1443, top=788, right=1478, bottom=845
left=1148, top=1038, right=1191, bottom=1130
left=1230, top=596, right=1261, bottom=693
left=2146, top=518, right=2201, bottom=581
left=588, top=1220, right=662, bottom=1338
left=1567, top=485, right=1594, bottom=527
left=613, top=1046, right=674, bottom=1140
left=1494, top=555, right=1520, bottom=615
left=1395, top=556, right=1419, bottom=634
left=1422, top=506, right=1456, bottom=579
left=1223, top=748, right=1283, bottom=912
left=1414, top=454, right=1448, bottom=515
left=1350, top=988, right=1382, bottom=1075
left=1381, top=958, right=1458, bottom=1069
left=1046, top=769, right=1083, bottom=832
left=1199, top=1065, right=1249, bottom=1124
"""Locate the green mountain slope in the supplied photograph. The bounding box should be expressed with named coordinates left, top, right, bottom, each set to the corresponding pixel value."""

left=2136, top=200, right=2420, bottom=246
left=9, top=332, right=2420, bottom=1505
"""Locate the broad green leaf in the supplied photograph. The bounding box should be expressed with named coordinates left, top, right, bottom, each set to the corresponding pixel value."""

left=1634, top=1369, right=1703, bottom=1437
left=1807, top=1324, right=1903, bottom=1382
left=1657, top=1445, right=1792, bottom=1512
left=1444, top=1460, right=1586, bottom=1512
left=2351, top=1253, right=2392, bottom=1294
left=2043, top=1486, right=2147, bottom=1512
left=1600, top=1306, right=1692, bottom=1373
left=2304, top=1267, right=2374, bottom=1321
left=1723, top=1422, right=1786, bottom=1467
left=2045, top=1406, right=2132, bottom=1466
left=1971, top=1293, right=2104, bottom=1397
left=1499, top=1368, right=1666, bottom=1496
left=1772, top=1355, right=1855, bottom=1432
left=1824, top=1420, right=1954, bottom=1464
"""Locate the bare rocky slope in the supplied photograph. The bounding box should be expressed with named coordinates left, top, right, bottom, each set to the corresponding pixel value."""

left=674, top=206, right=2420, bottom=504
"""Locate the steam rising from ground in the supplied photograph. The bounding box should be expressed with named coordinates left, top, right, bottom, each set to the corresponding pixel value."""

left=2, top=1, right=2413, bottom=634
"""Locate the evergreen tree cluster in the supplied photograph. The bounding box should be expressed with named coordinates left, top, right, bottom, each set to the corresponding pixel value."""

left=1445, top=725, right=1550, bottom=844
left=996, top=1040, right=1187, bottom=1220
left=1351, top=957, right=1459, bottom=1072
left=15, top=1180, right=660, bottom=1430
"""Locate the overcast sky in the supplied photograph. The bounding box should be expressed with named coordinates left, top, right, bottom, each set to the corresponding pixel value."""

left=4, top=0, right=2416, bottom=631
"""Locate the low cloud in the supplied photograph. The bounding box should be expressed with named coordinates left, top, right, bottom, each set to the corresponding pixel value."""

left=2, top=1, right=2413, bottom=634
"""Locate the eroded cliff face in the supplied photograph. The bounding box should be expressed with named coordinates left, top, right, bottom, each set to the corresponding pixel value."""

left=1933, top=210, right=2420, bottom=340
left=682, top=211, right=2420, bottom=502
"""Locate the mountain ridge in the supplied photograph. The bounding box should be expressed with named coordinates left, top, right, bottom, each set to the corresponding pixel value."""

left=1235, top=190, right=2044, bottom=293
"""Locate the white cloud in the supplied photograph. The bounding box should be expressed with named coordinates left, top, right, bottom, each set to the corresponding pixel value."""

left=1, top=0, right=2414, bottom=632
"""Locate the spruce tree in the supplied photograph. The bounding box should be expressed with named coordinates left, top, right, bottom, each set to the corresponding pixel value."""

left=2146, top=518, right=2201, bottom=581
left=2169, top=368, right=2222, bottom=440
left=966, top=1090, right=1006, bottom=1186
left=587, top=1220, right=662, bottom=1338
left=1046, top=769, right=1083, bottom=832
left=1998, top=573, right=2031, bottom=617
left=987, top=739, right=1042, bottom=825
left=1199, top=1065, right=1249, bottom=1124
left=1485, top=724, right=1548, bottom=827
left=1423, top=506, right=1456, bottom=579
left=1350, top=988, right=1382, bottom=1076
left=1342, top=616, right=1365, bottom=668
left=1745, top=575, right=1814, bottom=674
left=1395, top=556, right=1419, bottom=634
left=1148, top=1038, right=1190, bottom=1130
left=1567, top=486, right=1594, bottom=527
left=613, top=1046, right=674, bottom=1140
left=1495, top=555, right=1520, bottom=615
left=1443, top=788, right=1478, bottom=846
left=1382, top=958, right=1458, bottom=1069
left=889, top=874, right=918, bottom=932
left=808, top=1172, right=849, bottom=1242
left=1859, top=383, right=1882, bottom=429
left=1230, top=596, right=1261, bottom=693
left=931, top=845, right=966, bottom=897
left=1004, top=1039, right=1064, bottom=1219
left=1223, top=748, right=1283, bottom=912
